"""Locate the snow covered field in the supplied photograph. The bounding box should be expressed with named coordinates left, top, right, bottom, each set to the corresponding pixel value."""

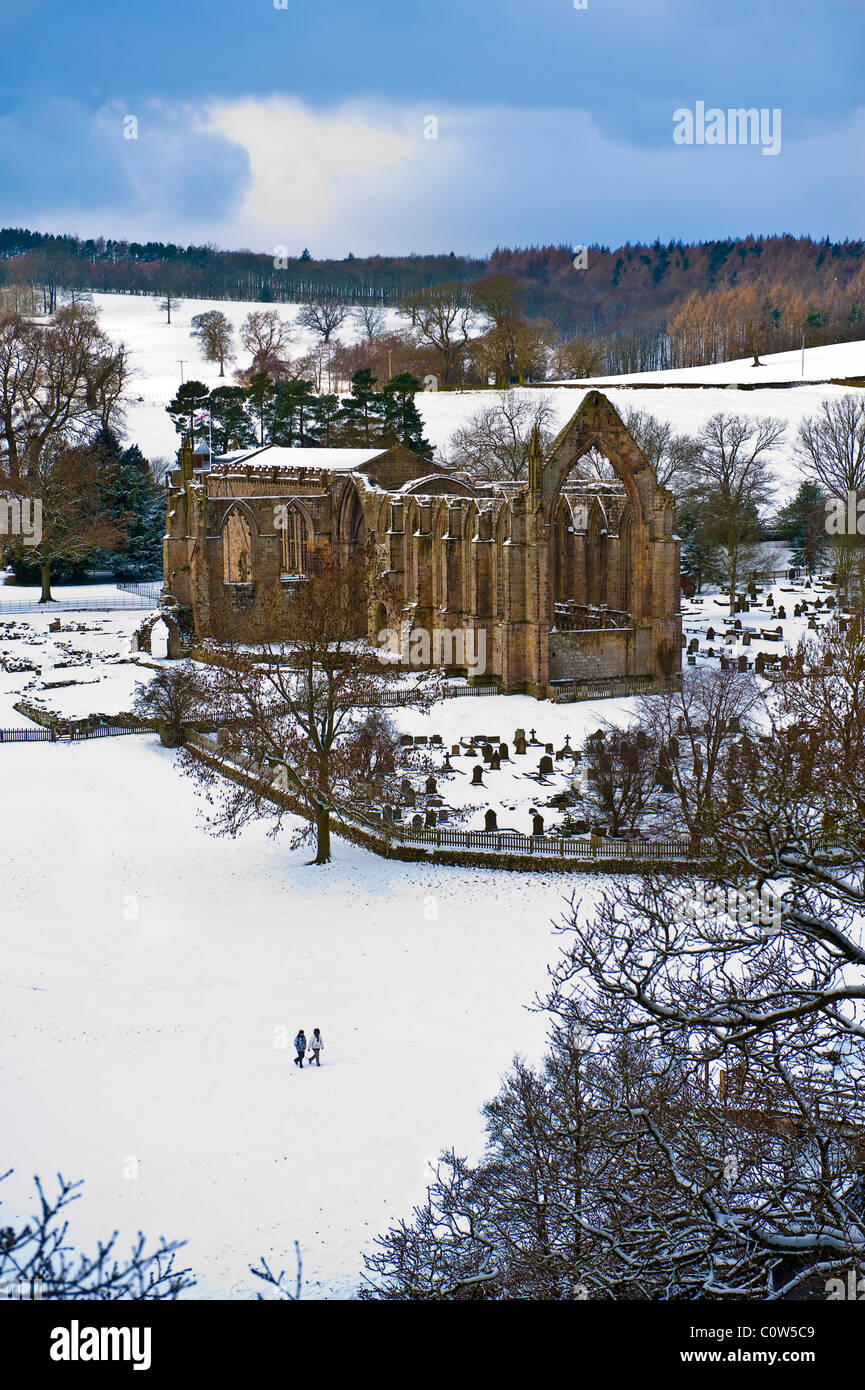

left=86, top=292, right=865, bottom=498
left=0, top=735, right=579, bottom=1299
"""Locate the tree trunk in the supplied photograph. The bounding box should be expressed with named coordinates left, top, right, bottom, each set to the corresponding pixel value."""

left=39, top=559, right=53, bottom=604
left=313, top=805, right=332, bottom=864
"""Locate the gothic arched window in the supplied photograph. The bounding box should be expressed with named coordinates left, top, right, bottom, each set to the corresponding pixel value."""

left=222, top=507, right=253, bottom=584
left=281, top=505, right=309, bottom=575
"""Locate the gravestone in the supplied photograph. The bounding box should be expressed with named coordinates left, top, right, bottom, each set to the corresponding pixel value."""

left=489, top=752, right=501, bottom=770
left=545, top=742, right=554, bottom=754
left=498, top=743, right=510, bottom=760
left=529, top=729, right=540, bottom=744
left=414, top=735, right=428, bottom=746
left=400, top=735, right=413, bottom=747
left=514, top=728, right=526, bottom=744
left=539, top=754, right=554, bottom=776
left=425, top=775, right=437, bottom=794
left=425, top=809, right=437, bottom=828
left=411, top=814, right=423, bottom=830
left=807, top=618, right=817, bottom=630
left=531, top=811, right=544, bottom=836
left=484, top=809, right=498, bottom=832
left=451, top=744, right=460, bottom=757
left=482, top=742, right=494, bottom=763
left=438, top=808, right=449, bottom=823
left=688, top=638, right=699, bottom=654
left=49, top=618, right=61, bottom=633
left=471, top=765, right=485, bottom=785
left=777, top=606, right=786, bottom=621
left=687, top=654, right=696, bottom=665
left=514, top=736, right=527, bottom=755
left=737, top=654, right=748, bottom=673
left=706, top=626, right=716, bottom=641
left=742, top=632, right=751, bottom=646
left=430, top=735, right=443, bottom=745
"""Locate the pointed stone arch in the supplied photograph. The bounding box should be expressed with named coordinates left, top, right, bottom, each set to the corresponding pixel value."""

left=279, top=499, right=313, bottom=575
left=543, top=391, right=660, bottom=624
left=221, top=502, right=256, bottom=584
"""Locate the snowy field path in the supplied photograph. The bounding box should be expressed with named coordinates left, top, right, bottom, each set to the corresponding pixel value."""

left=0, top=737, right=585, bottom=1298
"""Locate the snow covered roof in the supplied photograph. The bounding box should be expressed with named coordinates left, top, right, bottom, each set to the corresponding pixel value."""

left=214, top=446, right=386, bottom=473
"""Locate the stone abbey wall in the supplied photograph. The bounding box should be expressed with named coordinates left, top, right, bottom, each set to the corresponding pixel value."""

left=163, top=392, right=682, bottom=697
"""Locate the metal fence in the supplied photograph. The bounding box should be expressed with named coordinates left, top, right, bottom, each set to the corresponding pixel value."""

left=116, top=581, right=163, bottom=601
left=0, top=722, right=151, bottom=744
left=0, top=596, right=154, bottom=614
left=551, top=675, right=682, bottom=704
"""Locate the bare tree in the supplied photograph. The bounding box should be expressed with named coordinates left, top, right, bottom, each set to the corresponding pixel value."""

left=0, top=306, right=127, bottom=487
left=239, top=309, right=293, bottom=379
left=444, top=390, right=555, bottom=482
left=402, top=284, right=471, bottom=386
left=685, top=412, right=783, bottom=616
left=620, top=405, right=702, bottom=491
left=182, top=549, right=440, bottom=864
left=0, top=1169, right=194, bottom=1299
left=550, top=335, right=607, bottom=381
left=576, top=725, right=660, bottom=837
left=5, top=439, right=127, bottom=602
left=355, top=304, right=387, bottom=342
left=157, top=292, right=182, bottom=325
left=296, top=300, right=348, bottom=344
left=797, top=395, right=865, bottom=600
left=190, top=310, right=234, bottom=377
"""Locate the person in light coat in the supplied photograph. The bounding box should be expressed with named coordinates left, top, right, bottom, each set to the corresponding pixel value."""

left=309, top=1028, right=324, bottom=1066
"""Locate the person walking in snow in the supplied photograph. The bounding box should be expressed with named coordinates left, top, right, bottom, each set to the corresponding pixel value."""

left=309, top=1028, right=323, bottom=1066
left=294, top=1029, right=307, bottom=1068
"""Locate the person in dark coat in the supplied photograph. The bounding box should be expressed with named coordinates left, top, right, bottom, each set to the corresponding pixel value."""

left=294, top=1029, right=307, bottom=1068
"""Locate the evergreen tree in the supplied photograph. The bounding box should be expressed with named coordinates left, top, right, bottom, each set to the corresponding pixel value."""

left=166, top=381, right=211, bottom=443
left=340, top=368, right=384, bottom=447
left=90, top=427, right=164, bottom=579
left=209, top=386, right=255, bottom=453
left=776, top=480, right=827, bottom=574
left=380, top=372, right=432, bottom=458
left=267, top=378, right=317, bottom=446
left=310, top=393, right=343, bottom=447
left=244, top=372, right=274, bottom=447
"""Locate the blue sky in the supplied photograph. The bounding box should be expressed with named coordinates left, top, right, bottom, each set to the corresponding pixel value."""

left=1, top=0, right=862, bottom=255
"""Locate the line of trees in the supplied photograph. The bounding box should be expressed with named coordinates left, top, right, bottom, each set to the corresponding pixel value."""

left=3, top=229, right=863, bottom=375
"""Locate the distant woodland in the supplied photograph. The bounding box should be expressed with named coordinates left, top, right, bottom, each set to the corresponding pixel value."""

left=1, top=228, right=863, bottom=375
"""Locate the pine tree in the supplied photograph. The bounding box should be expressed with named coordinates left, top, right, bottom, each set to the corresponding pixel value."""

left=310, top=394, right=343, bottom=447
left=209, top=386, right=255, bottom=453
left=776, top=480, right=827, bottom=574
left=340, top=368, right=384, bottom=447
left=268, top=378, right=317, bottom=446
left=380, top=372, right=432, bottom=458
left=166, top=381, right=211, bottom=443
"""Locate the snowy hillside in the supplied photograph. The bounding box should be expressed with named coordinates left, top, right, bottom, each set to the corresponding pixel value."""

left=88, top=292, right=865, bottom=500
